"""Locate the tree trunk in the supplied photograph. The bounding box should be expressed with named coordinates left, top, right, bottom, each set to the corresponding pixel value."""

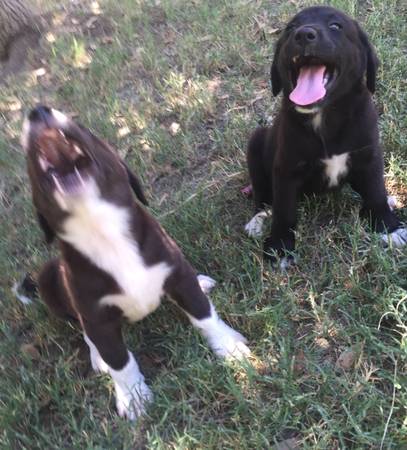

left=0, top=0, right=42, bottom=77
left=0, top=0, right=40, bottom=59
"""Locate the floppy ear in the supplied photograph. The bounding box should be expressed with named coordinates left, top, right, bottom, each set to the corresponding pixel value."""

left=36, top=212, right=55, bottom=244
left=270, top=37, right=283, bottom=96
left=122, top=162, right=149, bottom=206
left=356, top=22, right=379, bottom=93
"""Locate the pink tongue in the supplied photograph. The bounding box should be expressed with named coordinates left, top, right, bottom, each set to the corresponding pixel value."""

left=289, top=65, right=326, bottom=106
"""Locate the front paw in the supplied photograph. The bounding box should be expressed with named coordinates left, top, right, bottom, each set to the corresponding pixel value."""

left=263, top=236, right=295, bottom=269
left=197, top=274, right=217, bottom=294
left=115, top=380, right=153, bottom=421
left=207, top=320, right=251, bottom=360
left=245, top=211, right=268, bottom=238
left=380, top=227, right=407, bottom=248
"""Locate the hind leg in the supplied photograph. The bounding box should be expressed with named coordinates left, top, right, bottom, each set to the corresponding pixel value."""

left=350, top=164, right=407, bottom=247
left=245, top=127, right=273, bottom=237
left=38, top=259, right=78, bottom=320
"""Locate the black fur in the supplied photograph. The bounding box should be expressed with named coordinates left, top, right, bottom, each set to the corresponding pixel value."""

left=247, top=6, right=403, bottom=263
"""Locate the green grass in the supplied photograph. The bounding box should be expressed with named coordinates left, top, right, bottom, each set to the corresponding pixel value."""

left=0, top=0, right=406, bottom=448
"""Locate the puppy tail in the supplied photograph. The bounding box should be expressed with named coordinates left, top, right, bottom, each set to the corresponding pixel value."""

left=12, top=273, right=38, bottom=305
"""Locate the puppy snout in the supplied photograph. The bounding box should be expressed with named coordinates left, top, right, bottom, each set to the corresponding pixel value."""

left=22, top=105, right=70, bottom=152
left=28, top=105, right=53, bottom=124
left=22, top=105, right=52, bottom=151
left=294, top=26, right=318, bottom=46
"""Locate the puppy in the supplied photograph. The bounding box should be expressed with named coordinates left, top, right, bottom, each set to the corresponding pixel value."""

left=21, top=106, right=250, bottom=421
left=245, top=6, right=406, bottom=265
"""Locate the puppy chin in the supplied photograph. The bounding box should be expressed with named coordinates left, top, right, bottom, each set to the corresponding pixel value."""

left=53, top=175, right=97, bottom=212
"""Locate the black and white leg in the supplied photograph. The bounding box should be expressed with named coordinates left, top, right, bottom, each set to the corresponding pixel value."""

left=84, top=334, right=109, bottom=373
left=263, top=175, right=298, bottom=268
left=246, top=128, right=273, bottom=238
left=187, top=301, right=251, bottom=359
left=83, top=318, right=153, bottom=421
left=168, top=270, right=250, bottom=359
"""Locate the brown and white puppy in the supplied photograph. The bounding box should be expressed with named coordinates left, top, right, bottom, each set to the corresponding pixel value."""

left=21, top=106, right=250, bottom=421
left=245, top=6, right=406, bottom=266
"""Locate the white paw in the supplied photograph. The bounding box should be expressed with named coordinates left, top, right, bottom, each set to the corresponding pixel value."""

left=110, top=352, right=153, bottom=421
left=12, top=282, right=32, bottom=305
left=207, top=320, right=251, bottom=360
left=188, top=303, right=251, bottom=361
left=115, top=379, right=153, bottom=421
left=387, top=195, right=398, bottom=210
left=279, top=256, right=296, bottom=270
left=197, top=274, right=217, bottom=294
left=381, top=227, right=407, bottom=248
left=245, top=211, right=268, bottom=238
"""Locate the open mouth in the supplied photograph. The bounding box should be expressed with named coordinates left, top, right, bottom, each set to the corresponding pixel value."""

left=37, top=134, right=91, bottom=196
left=289, top=56, right=337, bottom=106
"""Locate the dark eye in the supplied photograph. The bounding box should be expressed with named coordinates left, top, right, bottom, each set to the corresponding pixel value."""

left=329, top=22, right=342, bottom=30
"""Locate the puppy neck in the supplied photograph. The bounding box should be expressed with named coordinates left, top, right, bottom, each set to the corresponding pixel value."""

left=294, top=105, right=320, bottom=115
left=295, top=106, right=323, bottom=132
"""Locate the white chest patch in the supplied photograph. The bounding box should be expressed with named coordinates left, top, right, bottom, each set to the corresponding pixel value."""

left=322, top=153, right=349, bottom=187
left=61, top=183, right=172, bottom=322
left=312, top=111, right=322, bottom=131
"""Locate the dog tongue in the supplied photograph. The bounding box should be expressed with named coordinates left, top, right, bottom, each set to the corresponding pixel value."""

left=289, top=65, right=326, bottom=106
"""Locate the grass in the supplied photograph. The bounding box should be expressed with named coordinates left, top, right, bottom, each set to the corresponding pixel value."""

left=0, top=0, right=406, bottom=448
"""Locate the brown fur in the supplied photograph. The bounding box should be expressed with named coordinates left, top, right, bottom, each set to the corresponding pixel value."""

left=24, top=106, right=213, bottom=372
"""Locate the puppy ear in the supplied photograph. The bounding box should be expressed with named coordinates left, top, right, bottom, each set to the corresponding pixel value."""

left=356, top=22, right=379, bottom=93
left=36, top=212, right=55, bottom=244
left=270, top=38, right=283, bottom=96
left=122, top=162, right=149, bottom=206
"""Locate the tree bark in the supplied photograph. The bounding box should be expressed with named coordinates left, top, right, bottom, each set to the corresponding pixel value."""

left=0, top=0, right=43, bottom=77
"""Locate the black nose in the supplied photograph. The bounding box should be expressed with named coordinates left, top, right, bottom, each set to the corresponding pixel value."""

left=294, top=26, right=318, bottom=45
left=28, top=105, right=52, bottom=123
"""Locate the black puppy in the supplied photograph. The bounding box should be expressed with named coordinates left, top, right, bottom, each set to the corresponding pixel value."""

left=21, top=106, right=250, bottom=421
left=245, top=6, right=406, bottom=265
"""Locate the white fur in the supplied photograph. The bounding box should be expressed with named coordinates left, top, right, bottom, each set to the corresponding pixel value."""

left=387, top=195, right=398, bottom=211
left=60, top=179, right=167, bottom=420
left=84, top=334, right=109, bottom=373
left=51, top=108, right=69, bottom=127
left=312, top=111, right=322, bottom=131
left=381, top=228, right=407, bottom=248
left=109, top=351, right=153, bottom=421
left=100, top=292, right=165, bottom=322
left=84, top=335, right=152, bottom=420
left=279, top=256, right=296, bottom=270
left=322, top=153, right=349, bottom=187
left=60, top=180, right=172, bottom=322
left=12, top=281, right=32, bottom=305
left=188, top=302, right=250, bottom=360
left=20, top=117, right=30, bottom=151
left=245, top=211, right=268, bottom=238
left=197, top=274, right=217, bottom=294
